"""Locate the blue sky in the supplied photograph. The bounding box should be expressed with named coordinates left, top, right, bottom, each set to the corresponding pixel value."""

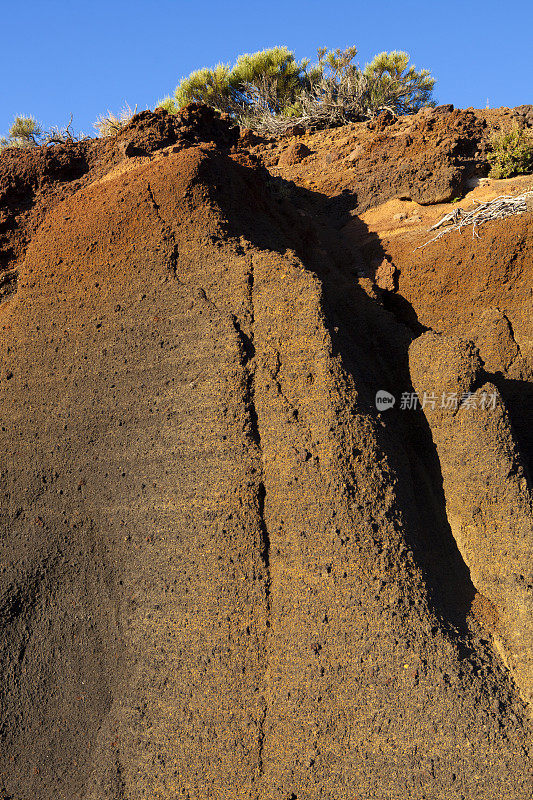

left=1, top=0, right=532, bottom=138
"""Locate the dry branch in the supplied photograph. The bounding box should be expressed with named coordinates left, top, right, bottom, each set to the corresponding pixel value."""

left=417, top=189, right=533, bottom=248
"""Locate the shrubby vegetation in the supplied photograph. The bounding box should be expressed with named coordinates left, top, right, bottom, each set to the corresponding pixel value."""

left=0, top=116, right=43, bottom=148
left=158, top=46, right=312, bottom=117
left=0, top=106, right=136, bottom=149
left=487, top=126, right=533, bottom=179
left=363, top=50, right=435, bottom=116
left=0, top=114, right=83, bottom=149
left=93, top=104, right=136, bottom=137
left=159, top=45, right=436, bottom=131
left=1, top=46, right=436, bottom=148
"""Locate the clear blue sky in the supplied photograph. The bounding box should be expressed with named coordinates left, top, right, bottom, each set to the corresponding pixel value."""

left=1, top=0, right=532, bottom=138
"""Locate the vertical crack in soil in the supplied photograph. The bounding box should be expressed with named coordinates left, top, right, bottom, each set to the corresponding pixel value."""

left=233, top=254, right=271, bottom=784
left=146, top=182, right=161, bottom=215
left=147, top=182, right=181, bottom=279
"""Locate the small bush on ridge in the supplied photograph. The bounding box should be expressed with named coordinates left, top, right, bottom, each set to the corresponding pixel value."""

left=0, top=116, right=42, bottom=148
left=487, top=127, right=533, bottom=179
left=159, top=45, right=436, bottom=132
left=0, top=114, right=84, bottom=149
left=159, top=47, right=312, bottom=118
left=363, top=50, right=434, bottom=115
left=93, top=104, right=136, bottom=137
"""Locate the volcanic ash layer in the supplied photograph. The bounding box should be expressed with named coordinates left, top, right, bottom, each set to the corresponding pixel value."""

left=0, top=108, right=531, bottom=799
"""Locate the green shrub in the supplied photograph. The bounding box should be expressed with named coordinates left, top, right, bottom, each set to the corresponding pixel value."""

left=0, top=115, right=42, bottom=148
left=251, top=46, right=373, bottom=132
left=363, top=50, right=435, bottom=115
left=156, top=95, right=179, bottom=114
left=487, top=127, right=533, bottom=179
left=170, top=47, right=310, bottom=117
left=174, top=63, right=233, bottom=111
left=161, top=44, right=436, bottom=133
left=1, top=114, right=84, bottom=149
left=230, top=47, right=309, bottom=113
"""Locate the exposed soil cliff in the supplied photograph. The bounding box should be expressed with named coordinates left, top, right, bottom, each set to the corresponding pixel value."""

left=0, top=105, right=531, bottom=799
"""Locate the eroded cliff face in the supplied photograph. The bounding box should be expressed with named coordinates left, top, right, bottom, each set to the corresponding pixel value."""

left=0, top=107, right=531, bottom=800
left=409, top=333, right=533, bottom=707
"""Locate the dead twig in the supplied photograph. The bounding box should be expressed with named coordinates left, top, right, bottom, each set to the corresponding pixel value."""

left=417, top=190, right=533, bottom=248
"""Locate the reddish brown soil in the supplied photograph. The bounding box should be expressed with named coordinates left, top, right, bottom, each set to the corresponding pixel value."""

left=345, top=191, right=533, bottom=476
left=261, top=105, right=533, bottom=212
left=0, top=105, right=531, bottom=799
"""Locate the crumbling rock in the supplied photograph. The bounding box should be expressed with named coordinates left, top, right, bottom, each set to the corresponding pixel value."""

left=373, top=256, right=398, bottom=291
left=409, top=331, right=533, bottom=706
left=277, top=140, right=312, bottom=166
left=117, top=103, right=240, bottom=156
left=270, top=107, right=489, bottom=210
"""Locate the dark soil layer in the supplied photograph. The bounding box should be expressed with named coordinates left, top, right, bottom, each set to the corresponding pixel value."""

left=0, top=106, right=531, bottom=799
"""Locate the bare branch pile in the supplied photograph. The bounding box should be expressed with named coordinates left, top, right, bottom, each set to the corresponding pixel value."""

left=418, top=190, right=533, bottom=248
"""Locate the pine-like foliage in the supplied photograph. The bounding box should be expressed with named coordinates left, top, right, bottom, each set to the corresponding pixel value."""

left=175, top=64, right=234, bottom=111
left=363, top=51, right=435, bottom=114
left=0, top=116, right=42, bottom=148
left=166, top=47, right=310, bottom=118
left=231, top=47, right=308, bottom=113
